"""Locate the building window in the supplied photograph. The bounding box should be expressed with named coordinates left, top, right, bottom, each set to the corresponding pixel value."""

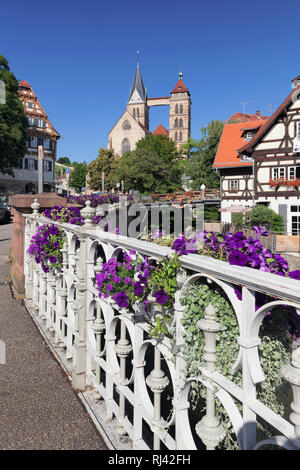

left=179, top=104, right=183, bottom=114
left=24, top=158, right=38, bottom=171
left=175, top=131, right=178, bottom=141
left=174, top=118, right=178, bottom=128
left=179, top=118, right=183, bottom=128
left=122, top=138, right=130, bottom=154
left=179, top=131, right=182, bottom=142
left=175, top=104, right=178, bottom=114
left=297, top=122, right=300, bottom=137
left=37, top=137, right=43, bottom=146
left=288, top=166, right=300, bottom=180
left=272, top=167, right=286, bottom=180
left=133, top=108, right=136, bottom=118
left=245, top=132, right=253, bottom=140
left=122, top=120, right=131, bottom=130
left=137, top=108, right=139, bottom=118
left=27, top=102, right=33, bottom=109
left=44, top=160, right=52, bottom=172
left=229, top=180, right=239, bottom=191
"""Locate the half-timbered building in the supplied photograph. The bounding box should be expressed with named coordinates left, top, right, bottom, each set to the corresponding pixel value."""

left=213, top=77, right=300, bottom=235
left=0, top=80, right=60, bottom=194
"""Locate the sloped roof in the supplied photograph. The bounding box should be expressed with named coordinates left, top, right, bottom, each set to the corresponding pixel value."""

left=128, top=64, right=147, bottom=104
left=171, top=79, right=190, bottom=95
left=153, top=124, right=169, bottom=136
left=238, top=84, right=300, bottom=154
left=19, top=80, right=31, bottom=88
left=226, top=112, right=268, bottom=123
left=213, top=118, right=267, bottom=168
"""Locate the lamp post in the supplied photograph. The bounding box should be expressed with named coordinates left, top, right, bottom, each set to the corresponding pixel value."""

left=241, top=155, right=255, bottom=207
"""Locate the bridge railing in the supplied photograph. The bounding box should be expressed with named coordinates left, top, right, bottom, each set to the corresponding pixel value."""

left=23, top=201, right=300, bottom=451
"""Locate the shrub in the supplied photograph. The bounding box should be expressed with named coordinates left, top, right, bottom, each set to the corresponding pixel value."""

left=246, top=206, right=285, bottom=233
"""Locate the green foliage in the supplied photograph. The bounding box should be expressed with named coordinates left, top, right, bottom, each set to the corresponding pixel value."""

left=180, top=282, right=294, bottom=449
left=69, top=162, right=87, bottom=192
left=114, top=134, right=184, bottom=194
left=57, top=157, right=71, bottom=165
left=247, top=206, right=285, bottom=233
left=232, top=212, right=244, bottom=227
left=87, top=148, right=118, bottom=191
left=183, top=120, right=224, bottom=190
left=0, top=55, right=28, bottom=175
left=204, top=204, right=220, bottom=221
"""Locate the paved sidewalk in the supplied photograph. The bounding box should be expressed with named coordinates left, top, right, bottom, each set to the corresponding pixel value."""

left=0, top=223, right=107, bottom=450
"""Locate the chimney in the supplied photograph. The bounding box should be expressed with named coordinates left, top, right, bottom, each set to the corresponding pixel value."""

left=256, top=110, right=261, bottom=116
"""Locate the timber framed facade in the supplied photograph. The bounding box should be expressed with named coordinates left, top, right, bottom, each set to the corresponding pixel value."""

left=213, top=79, right=300, bottom=235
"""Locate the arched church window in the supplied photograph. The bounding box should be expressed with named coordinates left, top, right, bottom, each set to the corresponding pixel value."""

left=122, top=138, right=130, bottom=154
left=175, top=131, right=178, bottom=141
left=179, top=118, right=183, bottom=128
left=122, top=120, right=131, bottom=130
left=175, top=104, right=178, bottom=114
left=137, top=108, right=139, bottom=117
left=133, top=108, right=136, bottom=118
left=174, top=118, right=178, bottom=128
left=180, top=104, right=183, bottom=114
left=179, top=131, right=182, bottom=141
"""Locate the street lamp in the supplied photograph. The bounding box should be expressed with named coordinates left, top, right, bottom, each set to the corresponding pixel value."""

left=241, top=155, right=255, bottom=207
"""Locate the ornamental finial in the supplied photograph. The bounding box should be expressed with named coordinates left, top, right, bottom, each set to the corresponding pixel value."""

left=179, top=66, right=183, bottom=80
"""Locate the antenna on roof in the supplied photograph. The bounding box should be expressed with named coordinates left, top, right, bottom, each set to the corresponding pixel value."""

left=266, top=102, right=275, bottom=115
left=240, top=100, right=253, bottom=113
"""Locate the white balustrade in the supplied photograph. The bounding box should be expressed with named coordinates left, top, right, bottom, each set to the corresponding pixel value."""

left=23, top=202, right=300, bottom=451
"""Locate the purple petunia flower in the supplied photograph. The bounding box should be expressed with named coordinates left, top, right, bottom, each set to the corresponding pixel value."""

left=153, top=288, right=169, bottom=305
left=113, top=292, right=129, bottom=308
left=228, top=250, right=249, bottom=267
left=289, top=270, right=300, bottom=280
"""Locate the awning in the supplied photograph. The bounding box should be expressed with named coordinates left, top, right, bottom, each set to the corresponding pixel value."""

left=219, top=205, right=252, bottom=213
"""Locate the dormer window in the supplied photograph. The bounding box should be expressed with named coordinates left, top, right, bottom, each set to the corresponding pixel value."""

left=245, top=132, right=253, bottom=140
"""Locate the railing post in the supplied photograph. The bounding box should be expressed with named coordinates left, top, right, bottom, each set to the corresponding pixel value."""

left=196, top=304, right=225, bottom=450
left=281, top=339, right=300, bottom=438
left=146, top=345, right=169, bottom=450
left=72, top=229, right=88, bottom=391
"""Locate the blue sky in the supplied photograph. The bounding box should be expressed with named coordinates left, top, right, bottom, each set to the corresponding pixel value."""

left=1, top=0, right=299, bottom=163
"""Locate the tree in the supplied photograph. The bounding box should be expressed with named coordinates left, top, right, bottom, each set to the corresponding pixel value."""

left=57, top=156, right=71, bottom=165
left=246, top=206, right=285, bottom=234
left=183, top=120, right=224, bottom=190
left=0, top=55, right=28, bottom=175
left=69, top=162, right=87, bottom=192
left=114, top=134, right=184, bottom=194
left=87, top=148, right=118, bottom=191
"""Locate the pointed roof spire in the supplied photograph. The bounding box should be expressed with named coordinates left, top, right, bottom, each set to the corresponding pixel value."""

left=128, top=52, right=147, bottom=104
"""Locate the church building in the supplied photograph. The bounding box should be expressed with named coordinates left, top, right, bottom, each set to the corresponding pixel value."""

left=107, top=60, right=191, bottom=155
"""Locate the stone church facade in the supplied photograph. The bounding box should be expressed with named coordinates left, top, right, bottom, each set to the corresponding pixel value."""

left=107, top=62, right=191, bottom=155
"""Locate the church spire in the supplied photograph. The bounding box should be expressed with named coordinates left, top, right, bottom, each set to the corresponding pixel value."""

left=128, top=52, right=147, bottom=104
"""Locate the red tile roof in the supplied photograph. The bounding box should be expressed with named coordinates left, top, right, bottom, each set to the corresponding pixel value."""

left=171, top=79, right=189, bottom=95
left=213, top=117, right=268, bottom=168
left=153, top=124, right=169, bottom=136
left=19, top=80, right=31, bottom=88
left=226, top=112, right=268, bottom=123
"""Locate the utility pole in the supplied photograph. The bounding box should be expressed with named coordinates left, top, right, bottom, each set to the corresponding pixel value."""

left=38, top=145, right=44, bottom=193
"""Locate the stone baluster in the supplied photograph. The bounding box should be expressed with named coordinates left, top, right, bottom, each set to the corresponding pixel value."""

left=92, top=302, right=106, bottom=399
left=114, top=318, right=132, bottom=435
left=62, top=241, right=68, bottom=312
left=31, top=198, right=40, bottom=217
left=281, top=339, right=300, bottom=438
left=49, top=271, right=56, bottom=332
left=39, top=265, right=47, bottom=320
left=72, top=227, right=88, bottom=391
left=195, top=304, right=225, bottom=450
left=24, top=218, right=33, bottom=302
left=146, top=345, right=170, bottom=450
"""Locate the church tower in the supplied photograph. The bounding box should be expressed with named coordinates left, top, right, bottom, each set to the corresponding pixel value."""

left=126, top=56, right=149, bottom=130
left=169, top=70, right=191, bottom=148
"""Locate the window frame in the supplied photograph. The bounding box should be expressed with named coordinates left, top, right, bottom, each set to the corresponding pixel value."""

left=228, top=179, right=239, bottom=191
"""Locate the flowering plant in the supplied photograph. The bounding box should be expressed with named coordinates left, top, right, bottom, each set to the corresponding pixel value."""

left=28, top=224, right=66, bottom=273
left=43, top=205, right=85, bottom=225
left=269, top=178, right=300, bottom=188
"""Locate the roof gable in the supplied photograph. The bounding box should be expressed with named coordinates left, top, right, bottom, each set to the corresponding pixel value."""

left=171, top=79, right=189, bottom=95
left=238, top=85, right=300, bottom=154
left=153, top=124, right=169, bottom=136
